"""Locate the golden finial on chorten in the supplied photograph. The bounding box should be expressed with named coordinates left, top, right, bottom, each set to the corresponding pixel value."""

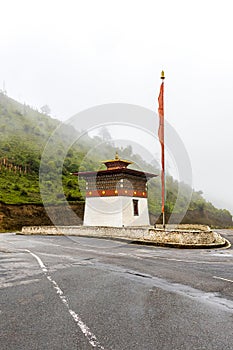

left=102, top=152, right=133, bottom=170
left=115, top=151, right=120, bottom=160
left=161, top=70, right=165, bottom=79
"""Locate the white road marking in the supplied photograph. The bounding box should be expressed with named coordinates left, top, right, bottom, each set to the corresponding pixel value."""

left=213, top=276, right=233, bottom=283
left=24, top=249, right=105, bottom=349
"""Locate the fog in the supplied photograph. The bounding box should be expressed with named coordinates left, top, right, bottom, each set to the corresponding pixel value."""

left=1, top=0, right=233, bottom=214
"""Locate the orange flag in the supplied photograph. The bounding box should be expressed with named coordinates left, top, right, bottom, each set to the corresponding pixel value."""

left=158, top=81, right=164, bottom=146
left=158, top=79, right=165, bottom=213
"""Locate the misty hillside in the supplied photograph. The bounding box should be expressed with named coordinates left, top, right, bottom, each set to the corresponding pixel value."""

left=0, top=92, right=232, bottom=227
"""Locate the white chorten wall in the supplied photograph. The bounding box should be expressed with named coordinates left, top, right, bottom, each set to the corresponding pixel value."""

left=83, top=196, right=150, bottom=227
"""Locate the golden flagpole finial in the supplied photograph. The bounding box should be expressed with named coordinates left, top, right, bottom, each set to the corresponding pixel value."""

left=161, top=70, right=165, bottom=80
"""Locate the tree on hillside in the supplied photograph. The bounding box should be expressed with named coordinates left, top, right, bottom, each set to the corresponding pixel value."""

left=98, top=127, right=111, bottom=142
left=40, top=104, right=51, bottom=115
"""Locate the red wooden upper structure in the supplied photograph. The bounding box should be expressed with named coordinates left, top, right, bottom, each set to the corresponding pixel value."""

left=73, top=152, right=157, bottom=198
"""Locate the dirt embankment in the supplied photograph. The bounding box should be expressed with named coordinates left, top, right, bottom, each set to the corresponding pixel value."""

left=0, top=201, right=85, bottom=232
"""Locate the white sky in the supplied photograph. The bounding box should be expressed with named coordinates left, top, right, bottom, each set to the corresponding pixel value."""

left=1, top=0, right=233, bottom=214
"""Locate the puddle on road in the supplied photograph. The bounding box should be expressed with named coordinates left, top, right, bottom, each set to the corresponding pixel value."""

left=209, top=252, right=233, bottom=257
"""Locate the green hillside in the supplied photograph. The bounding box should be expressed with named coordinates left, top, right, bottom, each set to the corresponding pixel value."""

left=0, top=92, right=232, bottom=227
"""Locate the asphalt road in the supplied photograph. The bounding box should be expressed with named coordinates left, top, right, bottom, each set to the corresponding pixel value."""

left=1, top=230, right=233, bottom=350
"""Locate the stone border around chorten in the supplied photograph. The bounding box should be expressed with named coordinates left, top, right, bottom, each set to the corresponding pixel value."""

left=19, top=225, right=230, bottom=249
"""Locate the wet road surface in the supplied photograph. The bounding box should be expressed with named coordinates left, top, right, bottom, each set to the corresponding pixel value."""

left=0, top=229, right=233, bottom=349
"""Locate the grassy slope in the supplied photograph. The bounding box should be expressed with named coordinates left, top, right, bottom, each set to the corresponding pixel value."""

left=0, top=92, right=232, bottom=226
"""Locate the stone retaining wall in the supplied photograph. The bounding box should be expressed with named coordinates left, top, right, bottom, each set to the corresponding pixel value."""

left=21, top=225, right=228, bottom=248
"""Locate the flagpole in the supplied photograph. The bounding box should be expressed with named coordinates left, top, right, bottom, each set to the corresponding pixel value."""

left=162, top=71, right=165, bottom=229
left=158, top=70, right=166, bottom=229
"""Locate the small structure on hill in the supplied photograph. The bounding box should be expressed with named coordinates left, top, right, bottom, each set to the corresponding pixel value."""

left=73, top=153, right=157, bottom=227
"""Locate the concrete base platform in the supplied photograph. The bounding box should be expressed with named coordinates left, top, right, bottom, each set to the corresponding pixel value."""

left=20, top=224, right=230, bottom=249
